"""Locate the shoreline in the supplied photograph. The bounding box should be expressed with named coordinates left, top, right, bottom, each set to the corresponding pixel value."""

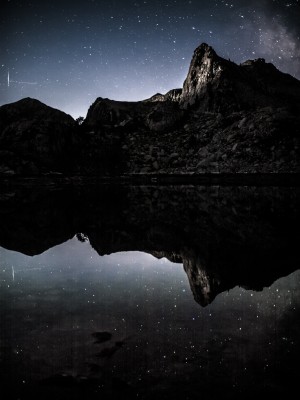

left=1, top=173, right=300, bottom=187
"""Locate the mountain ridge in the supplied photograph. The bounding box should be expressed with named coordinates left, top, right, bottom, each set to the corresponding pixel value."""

left=0, top=43, right=300, bottom=176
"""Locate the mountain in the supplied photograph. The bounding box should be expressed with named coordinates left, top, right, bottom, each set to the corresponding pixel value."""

left=0, top=98, right=76, bottom=175
left=0, top=43, right=300, bottom=176
left=180, top=43, right=300, bottom=111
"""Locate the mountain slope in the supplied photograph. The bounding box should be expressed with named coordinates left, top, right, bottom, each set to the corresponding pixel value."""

left=0, top=98, right=76, bottom=175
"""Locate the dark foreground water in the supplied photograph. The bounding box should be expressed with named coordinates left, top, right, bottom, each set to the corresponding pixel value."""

left=0, top=183, right=299, bottom=399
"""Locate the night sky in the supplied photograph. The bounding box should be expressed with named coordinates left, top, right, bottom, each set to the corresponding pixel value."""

left=1, top=0, right=300, bottom=118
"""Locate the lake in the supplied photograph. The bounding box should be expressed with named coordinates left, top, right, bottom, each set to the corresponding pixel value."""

left=0, top=182, right=299, bottom=399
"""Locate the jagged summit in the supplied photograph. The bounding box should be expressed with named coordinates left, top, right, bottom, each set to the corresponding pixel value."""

left=143, top=88, right=182, bottom=103
left=187, top=42, right=219, bottom=65
left=241, top=57, right=266, bottom=66
left=187, top=42, right=298, bottom=112
left=181, top=42, right=300, bottom=111
left=180, top=42, right=232, bottom=109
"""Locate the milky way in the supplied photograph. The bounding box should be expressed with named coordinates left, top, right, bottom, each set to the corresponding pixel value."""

left=1, top=0, right=299, bottom=118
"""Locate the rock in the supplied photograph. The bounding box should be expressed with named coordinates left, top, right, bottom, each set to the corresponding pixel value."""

left=238, top=117, right=247, bottom=128
left=197, top=159, right=209, bottom=168
left=143, top=88, right=182, bottom=103
left=92, top=331, right=112, bottom=344
left=152, top=161, right=159, bottom=170
left=170, top=153, right=179, bottom=159
left=140, top=167, right=151, bottom=173
left=146, top=102, right=185, bottom=131
left=164, top=88, right=182, bottom=102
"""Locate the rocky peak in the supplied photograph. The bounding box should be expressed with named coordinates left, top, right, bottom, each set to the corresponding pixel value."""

left=143, top=88, right=182, bottom=103
left=241, top=58, right=266, bottom=67
left=144, top=93, right=166, bottom=102
left=163, top=88, right=182, bottom=102
left=180, top=43, right=235, bottom=110
left=181, top=43, right=300, bottom=112
left=188, top=42, right=218, bottom=66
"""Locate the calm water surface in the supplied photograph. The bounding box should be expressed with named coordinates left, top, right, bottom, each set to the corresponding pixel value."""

left=0, top=183, right=299, bottom=399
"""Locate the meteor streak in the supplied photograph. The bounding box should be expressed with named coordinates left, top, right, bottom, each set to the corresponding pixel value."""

left=7, top=70, right=37, bottom=87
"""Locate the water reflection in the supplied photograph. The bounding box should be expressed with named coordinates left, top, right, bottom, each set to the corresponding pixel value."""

left=0, top=183, right=299, bottom=398
left=0, top=183, right=299, bottom=305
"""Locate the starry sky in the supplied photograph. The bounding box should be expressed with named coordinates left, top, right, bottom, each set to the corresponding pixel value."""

left=1, top=0, right=300, bottom=118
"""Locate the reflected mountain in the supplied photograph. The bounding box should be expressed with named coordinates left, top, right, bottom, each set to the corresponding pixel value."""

left=0, top=181, right=299, bottom=306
